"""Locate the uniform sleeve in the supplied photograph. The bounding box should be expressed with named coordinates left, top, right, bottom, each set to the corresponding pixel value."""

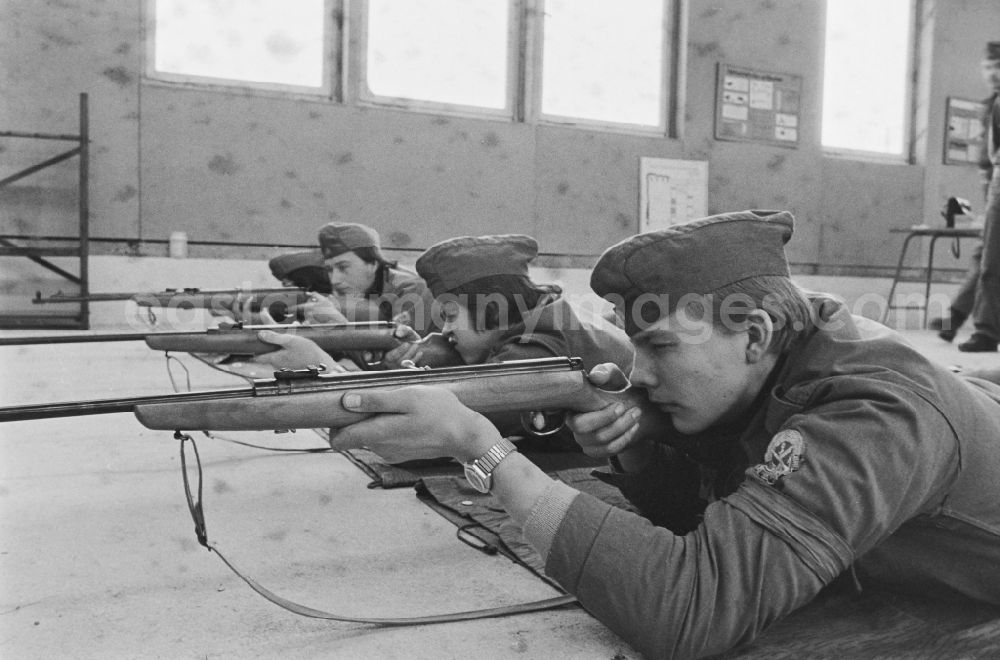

left=540, top=379, right=960, bottom=659
left=387, top=273, right=438, bottom=336
left=748, top=379, right=959, bottom=555
left=522, top=481, right=580, bottom=561
left=489, top=341, right=557, bottom=362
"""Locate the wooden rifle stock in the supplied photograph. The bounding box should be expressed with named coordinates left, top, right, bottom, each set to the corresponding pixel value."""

left=0, top=322, right=397, bottom=349
left=142, top=322, right=398, bottom=353
left=129, top=288, right=310, bottom=320
left=0, top=358, right=663, bottom=435
left=142, top=322, right=464, bottom=367
left=0, top=323, right=386, bottom=348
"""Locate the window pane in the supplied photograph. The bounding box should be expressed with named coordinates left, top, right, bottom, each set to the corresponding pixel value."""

left=541, top=0, right=664, bottom=127
left=821, top=0, right=911, bottom=154
left=366, top=0, right=509, bottom=109
left=154, top=0, right=325, bottom=88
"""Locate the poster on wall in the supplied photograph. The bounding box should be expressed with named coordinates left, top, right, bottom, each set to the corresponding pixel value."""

left=714, top=63, right=802, bottom=148
left=638, top=157, right=708, bottom=232
left=944, top=97, right=987, bottom=165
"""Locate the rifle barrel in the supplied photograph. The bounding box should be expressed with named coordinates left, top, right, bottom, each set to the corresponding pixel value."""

left=33, top=292, right=140, bottom=304
left=0, top=386, right=253, bottom=423
left=32, top=288, right=308, bottom=305
left=0, top=322, right=397, bottom=348
left=0, top=332, right=155, bottom=346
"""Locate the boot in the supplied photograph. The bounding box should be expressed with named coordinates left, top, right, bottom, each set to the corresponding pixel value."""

left=928, top=309, right=967, bottom=343
left=957, top=334, right=998, bottom=352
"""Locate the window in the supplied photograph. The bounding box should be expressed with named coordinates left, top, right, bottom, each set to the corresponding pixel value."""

left=149, top=0, right=331, bottom=93
left=146, top=0, right=677, bottom=134
left=821, top=0, right=913, bottom=156
left=539, top=0, right=666, bottom=129
left=362, top=0, right=513, bottom=113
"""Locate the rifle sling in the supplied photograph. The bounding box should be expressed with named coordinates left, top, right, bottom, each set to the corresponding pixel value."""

left=176, top=431, right=578, bottom=625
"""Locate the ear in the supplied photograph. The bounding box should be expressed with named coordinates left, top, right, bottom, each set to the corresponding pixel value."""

left=744, top=309, right=775, bottom=363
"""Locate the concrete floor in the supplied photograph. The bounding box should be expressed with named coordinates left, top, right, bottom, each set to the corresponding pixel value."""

left=0, top=340, right=638, bottom=659
left=2, top=275, right=1000, bottom=659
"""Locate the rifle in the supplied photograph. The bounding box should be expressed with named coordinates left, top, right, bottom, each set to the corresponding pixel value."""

left=0, top=321, right=462, bottom=367
left=143, top=322, right=463, bottom=368
left=32, top=289, right=400, bottom=327
left=33, top=287, right=307, bottom=306
left=34, top=287, right=311, bottom=322
left=0, top=357, right=663, bottom=436
left=33, top=290, right=145, bottom=303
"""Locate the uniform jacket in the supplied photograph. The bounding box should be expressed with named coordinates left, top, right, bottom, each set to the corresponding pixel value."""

left=484, top=295, right=634, bottom=441
left=487, top=295, right=634, bottom=372
left=543, top=297, right=1000, bottom=659
left=377, top=266, right=438, bottom=336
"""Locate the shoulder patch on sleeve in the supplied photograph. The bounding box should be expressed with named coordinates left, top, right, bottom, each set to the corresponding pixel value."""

left=750, top=429, right=804, bottom=486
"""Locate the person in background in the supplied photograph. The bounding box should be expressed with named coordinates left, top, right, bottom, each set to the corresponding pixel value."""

left=255, top=222, right=440, bottom=370
left=389, top=234, right=632, bottom=368
left=204, top=251, right=331, bottom=327
left=194, top=251, right=331, bottom=374
left=302, top=222, right=436, bottom=336
left=383, top=233, right=633, bottom=439
left=326, top=211, right=1000, bottom=658
left=930, top=41, right=1000, bottom=351
left=267, top=250, right=333, bottom=294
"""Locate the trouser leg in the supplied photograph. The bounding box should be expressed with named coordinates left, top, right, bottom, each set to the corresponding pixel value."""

left=970, top=174, right=1000, bottom=340
left=950, top=242, right=982, bottom=319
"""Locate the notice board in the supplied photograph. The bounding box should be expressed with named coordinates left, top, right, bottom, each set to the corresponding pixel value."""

left=638, top=157, right=708, bottom=231
left=944, top=97, right=987, bottom=165
left=715, top=63, right=802, bottom=148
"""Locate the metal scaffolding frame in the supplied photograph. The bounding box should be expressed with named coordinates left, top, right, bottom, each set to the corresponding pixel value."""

left=0, top=93, right=90, bottom=329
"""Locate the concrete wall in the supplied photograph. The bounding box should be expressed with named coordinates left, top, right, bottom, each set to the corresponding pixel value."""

left=1, top=0, right=998, bottom=297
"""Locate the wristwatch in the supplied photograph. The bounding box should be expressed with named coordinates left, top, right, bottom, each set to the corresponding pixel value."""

left=463, top=438, right=518, bottom=493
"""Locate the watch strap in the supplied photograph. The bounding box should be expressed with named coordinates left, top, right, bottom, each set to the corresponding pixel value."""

left=472, top=437, right=518, bottom=475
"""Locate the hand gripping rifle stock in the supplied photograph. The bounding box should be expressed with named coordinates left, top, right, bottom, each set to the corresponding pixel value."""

left=0, top=358, right=662, bottom=437
left=132, top=357, right=658, bottom=433
left=0, top=323, right=462, bottom=368
left=131, top=287, right=311, bottom=322
left=143, top=321, right=464, bottom=367
left=0, top=321, right=400, bottom=349
left=129, top=289, right=399, bottom=325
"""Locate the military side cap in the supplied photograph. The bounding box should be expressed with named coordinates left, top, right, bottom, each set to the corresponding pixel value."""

left=268, top=250, right=325, bottom=279
left=416, top=234, right=538, bottom=297
left=987, top=42, right=1000, bottom=61
left=591, top=210, right=794, bottom=313
left=317, top=222, right=384, bottom=260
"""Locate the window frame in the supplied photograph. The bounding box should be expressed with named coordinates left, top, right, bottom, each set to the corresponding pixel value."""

left=819, top=0, right=918, bottom=162
left=142, top=0, right=681, bottom=137
left=351, top=0, right=522, bottom=121
left=143, top=0, right=341, bottom=100
left=530, top=0, right=673, bottom=136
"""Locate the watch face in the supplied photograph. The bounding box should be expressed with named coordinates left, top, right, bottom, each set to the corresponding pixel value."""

left=463, top=463, right=491, bottom=493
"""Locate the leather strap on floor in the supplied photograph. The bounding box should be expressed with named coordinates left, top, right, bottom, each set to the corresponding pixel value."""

left=209, top=542, right=577, bottom=625
left=177, top=430, right=578, bottom=626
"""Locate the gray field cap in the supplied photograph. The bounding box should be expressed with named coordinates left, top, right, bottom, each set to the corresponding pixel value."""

left=416, top=234, right=537, bottom=297
left=268, top=250, right=325, bottom=279
left=590, top=210, right=794, bottom=324
left=317, top=222, right=385, bottom=260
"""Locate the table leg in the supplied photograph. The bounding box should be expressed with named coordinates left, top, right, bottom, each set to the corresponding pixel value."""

left=883, top=232, right=919, bottom=324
